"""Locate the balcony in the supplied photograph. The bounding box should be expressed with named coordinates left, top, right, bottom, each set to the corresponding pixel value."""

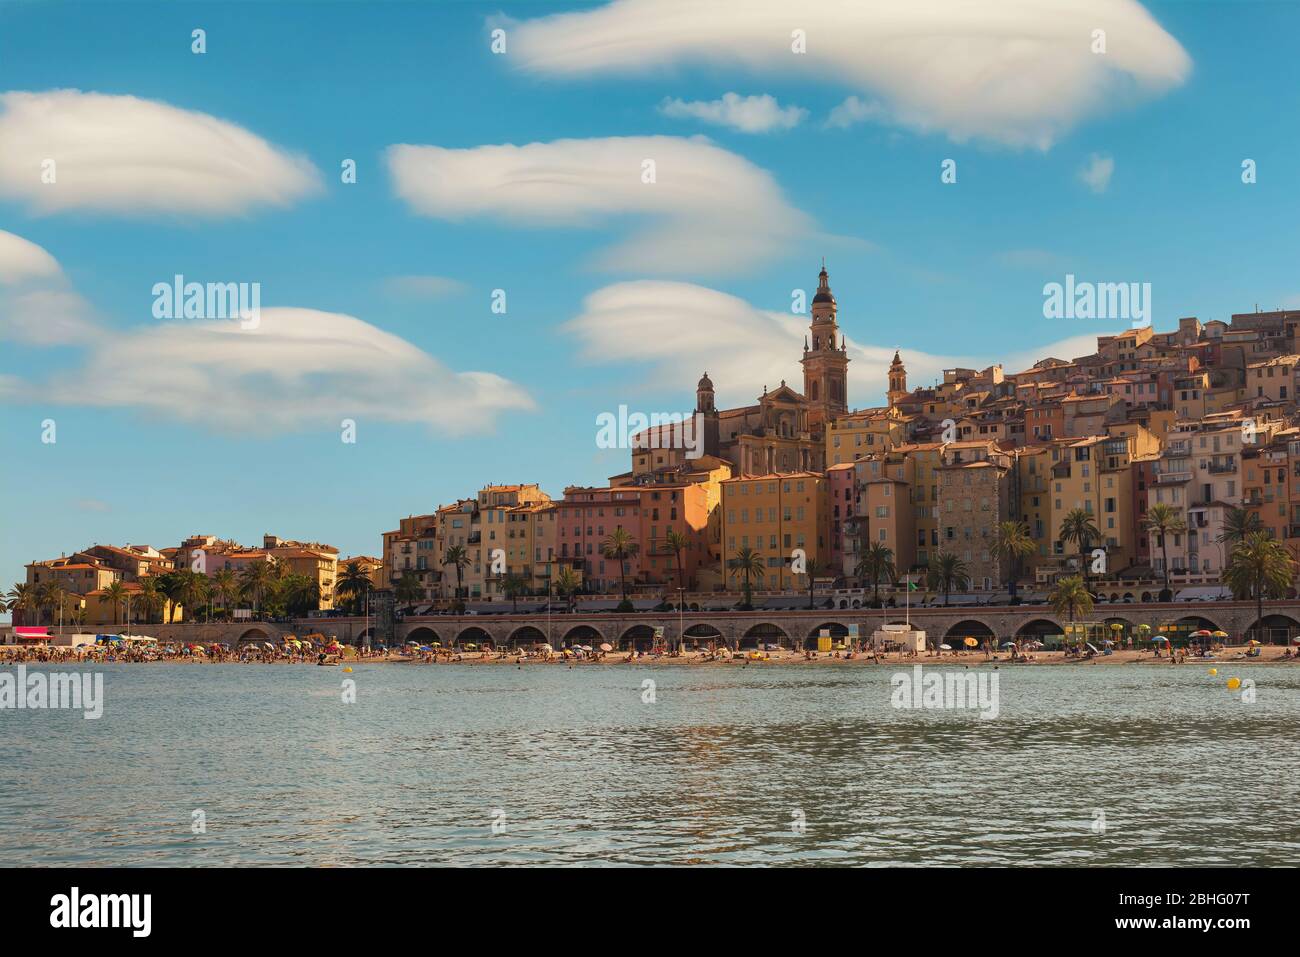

left=1156, top=470, right=1192, bottom=484
left=1207, top=461, right=1237, bottom=474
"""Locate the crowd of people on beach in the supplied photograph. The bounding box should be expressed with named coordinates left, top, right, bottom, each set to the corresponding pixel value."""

left=1, top=636, right=1294, bottom=665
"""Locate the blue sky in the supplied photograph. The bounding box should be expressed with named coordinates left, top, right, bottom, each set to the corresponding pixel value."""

left=2, top=0, right=1299, bottom=601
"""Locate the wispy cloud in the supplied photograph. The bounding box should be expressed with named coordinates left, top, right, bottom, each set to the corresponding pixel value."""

left=386, top=135, right=813, bottom=275
left=503, top=0, right=1190, bottom=149
left=381, top=275, right=469, bottom=300
left=824, top=95, right=886, bottom=130
left=0, top=90, right=322, bottom=217
left=0, top=230, right=97, bottom=346
left=1079, top=153, right=1115, bottom=194
left=658, top=92, right=806, bottom=133
left=562, top=279, right=1107, bottom=406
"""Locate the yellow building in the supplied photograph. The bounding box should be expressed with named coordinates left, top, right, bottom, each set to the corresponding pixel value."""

left=825, top=409, right=906, bottom=466
left=475, top=484, right=550, bottom=599
left=720, top=472, right=826, bottom=591
left=1046, top=435, right=1138, bottom=577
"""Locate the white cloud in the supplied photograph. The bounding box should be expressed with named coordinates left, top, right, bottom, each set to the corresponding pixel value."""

left=0, top=90, right=322, bottom=216
left=3, top=308, right=534, bottom=435
left=382, top=275, right=469, bottom=300
left=386, top=135, right=812, bottom=274
left=504, top=0, right=1190, bottom=148
left=1079, top=153, right=1115, bottom=193
left=824, top=95, right=886, bottom=130
left=658, top=92, right=806, bottom=133
left=0, top=231, right=98, bottom=345
left=0, top=230, right=62, bottom=284
left=561, top=279, right=1108, bottom=406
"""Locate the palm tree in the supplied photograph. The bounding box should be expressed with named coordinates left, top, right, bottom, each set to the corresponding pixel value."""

left=926, top=551, right=969, bottom=607
left=1222, top=532, right=1295, bottom=642
left=554, top=565, right=581, bottom=613
left=728, top=546, right=764, bottom=610
left=440, top=547, right=470, bottom=606
left=1058, top=509, right=1102, bottom=588
left=663, top=529, right=689, bottom=598
left=854, top=542, right=896, bottom=604
left=1218, top=506, right=1262, bottom=546
left=1142, top=503, right=1186, bottom=597
left=500, top=573, right=529, bottom=613
left=802, top=558, right=822, bottom=610
left=600, top=527, right=639, bottom=607
left=137, top=576, right=165, bottom=624
left=239, top=561, right=275, bottom=618
left=993, top=520, right=1035, bottom=598
left=99, top=581, right=127, bottom=627
left=280, top=574, right=321, bottom=617
left=176, top=571, right=210, bottom=623
left=4, top=583, right=37, bottom=625
left=1049, top=575, right=1094, bottom=642
left=394, top=571, right=422, bottom=613
left=211, top=569, right=238, bottom=621
left=45, top=584, right=69, bottom=631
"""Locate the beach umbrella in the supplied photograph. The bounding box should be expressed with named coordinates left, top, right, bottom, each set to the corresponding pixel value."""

left=1110, top=623, right=1124, bottom=631
left=1191, top=630, right=1213, bottom=638
left=1086, top=643, right=1099, bottom=653
left=418, top=645, right=432, bottom=652
left=538, top=643, right=553, bottom=652
left=939, top=643, right=952, bottom=650
left=464, top=643, right=478, bottom=650
left=1247, top=639, right=1261, bottom=646
left=431, top=641, right=441, bottom=647
left=599, top=643, right=613, bottom=652
left=580, top=645, right=593, bottom=652
left=963, top=636, right=978, bottom=647
left=1212, top=631, right=1228, bottom=638
left=1001, top=641, right=1016, bottom=648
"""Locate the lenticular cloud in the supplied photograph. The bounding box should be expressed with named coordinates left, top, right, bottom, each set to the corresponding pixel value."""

left=0, top=90, right=322, bottom=216
left=505, top=0, right=1191, bottom=148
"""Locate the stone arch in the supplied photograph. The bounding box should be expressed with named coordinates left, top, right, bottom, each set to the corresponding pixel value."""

left=1101, top=616, right=1136, bottom=643
left=561, top=624, right=607, bottom=647
left=507, top=625, right=548, bottom=647
left=741, top=622, right=788, bottom=650
left=237, top=626, right=273, bottom=645
left=944, top=619, right=996, bottom=648
left=619, top=623, right=656, bottom=651
left=681, top=623, right=723, bottom=648
left=1247, top=613, right=1300, bottom=644
left=406, top=625, right=442, bottom=647
left=455, top=625, right=493, bottom=648
left=805, top=621, right=850, bottom=650
left=1014, top=618, right=1063, bottom=639
left=1169, top=614, right=1225, bottom=636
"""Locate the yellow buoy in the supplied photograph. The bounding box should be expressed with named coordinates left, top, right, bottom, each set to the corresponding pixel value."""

left=343, top=666, right=353, bottom=673
left=1208, top=668, right=1217, bottom=676
left=1226, top=677, right=1240, bottom=690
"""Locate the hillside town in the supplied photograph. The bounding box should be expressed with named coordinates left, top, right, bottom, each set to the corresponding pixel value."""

left=7, top=266, right=1300, bottom=631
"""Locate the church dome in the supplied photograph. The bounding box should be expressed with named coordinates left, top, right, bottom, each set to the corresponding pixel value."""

left=697, top=372, right=714, bottom=391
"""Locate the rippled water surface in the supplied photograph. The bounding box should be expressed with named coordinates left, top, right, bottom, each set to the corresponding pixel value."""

left=2, top=662, right=1297, bottom=866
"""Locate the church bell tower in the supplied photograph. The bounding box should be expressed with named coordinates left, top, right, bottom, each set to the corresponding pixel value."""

left=801, top=262, right=850, bottom=417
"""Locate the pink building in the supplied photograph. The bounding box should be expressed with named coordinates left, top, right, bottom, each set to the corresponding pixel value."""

left=555, top=484, right=709, bottom=594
